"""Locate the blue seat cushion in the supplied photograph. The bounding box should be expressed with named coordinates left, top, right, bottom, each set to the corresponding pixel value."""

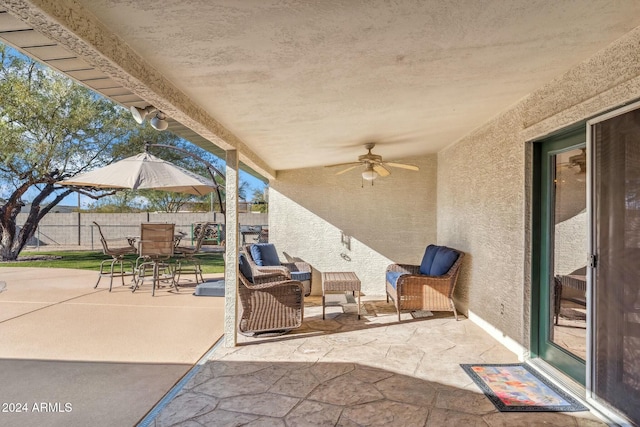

left=194, top=280, right=225, bottom=296
left=250, top=243, right=281, bottom=266
left=419, top=244, right=439, bottom=275
left=290, top=271, right=311, bottom=282
left=386, top=271, right=406, bottom=289
left=239, top=253, right=254, bottom=282
left=430, top=246, right=459, bottom=276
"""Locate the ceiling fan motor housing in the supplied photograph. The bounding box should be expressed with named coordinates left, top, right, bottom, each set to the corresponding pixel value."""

left=358, top=153, right=382, bottom=163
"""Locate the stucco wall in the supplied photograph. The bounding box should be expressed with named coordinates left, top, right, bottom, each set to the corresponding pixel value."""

left=269, top=26, right=640, bottom=349
left=270, top=154, right=437, bottom=296
left=439, top=26, right=640, bottom=349
left=438, top=110, right=526, bottom=338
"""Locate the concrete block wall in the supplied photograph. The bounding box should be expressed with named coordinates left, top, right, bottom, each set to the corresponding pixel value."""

left=18, top=212, right=267, bottom=249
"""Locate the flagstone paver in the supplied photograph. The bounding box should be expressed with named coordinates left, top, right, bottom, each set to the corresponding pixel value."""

left=149, top=295, right=609, bottom=426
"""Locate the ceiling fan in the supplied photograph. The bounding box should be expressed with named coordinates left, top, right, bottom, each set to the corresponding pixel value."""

left=326, top=143, right=419, bottom=181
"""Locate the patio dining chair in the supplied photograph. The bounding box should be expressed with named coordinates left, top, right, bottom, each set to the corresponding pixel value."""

left=133, top=223, right=177, bottom=296
left=93, top=221, right=137, bottom=292
left=173, top=222, right=210, bottom=285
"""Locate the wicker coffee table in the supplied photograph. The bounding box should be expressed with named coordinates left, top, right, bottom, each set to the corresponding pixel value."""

left=322, top=272, right=361, bottom=319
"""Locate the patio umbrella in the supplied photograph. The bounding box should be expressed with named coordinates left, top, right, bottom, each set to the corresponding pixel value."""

left=58, top=152, right=218, bottom=196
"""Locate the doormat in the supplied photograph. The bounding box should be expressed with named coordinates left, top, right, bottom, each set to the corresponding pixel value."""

left=461, top=363, right=588, bottom=412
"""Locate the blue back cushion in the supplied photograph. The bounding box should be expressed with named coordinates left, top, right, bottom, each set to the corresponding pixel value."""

left=419, top=244, right=439, bottom=275
left=239, top=253, right=253, bottom=282
left=250, top=243, right=280, bottom=266
left=430, top=246, right=459, bottom=276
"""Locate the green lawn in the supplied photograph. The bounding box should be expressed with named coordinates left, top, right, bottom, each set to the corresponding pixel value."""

left=0, top=250, right=225, bottom=274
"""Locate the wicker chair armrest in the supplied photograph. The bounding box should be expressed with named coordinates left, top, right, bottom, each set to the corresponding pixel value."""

left=396, top=273, right=454, bottom=289
left=247, top=279, right=305, bottom=292
left=387, top=263, right=420, bottom=275
left=252, top=272, right=293, bottom=285
left=254, top=265, right=291, bottom=279
left=281, top=261, right=311, bottom=273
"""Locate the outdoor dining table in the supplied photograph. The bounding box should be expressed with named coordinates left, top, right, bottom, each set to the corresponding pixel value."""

left=240, top=225, right=268, bottom=244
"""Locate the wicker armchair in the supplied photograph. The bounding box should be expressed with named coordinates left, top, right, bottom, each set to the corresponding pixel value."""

left=238, top=253, right=304, bottom=336
left=242, top=243, right=313, bottom=296
left=386, top=245, right=464, bottom=322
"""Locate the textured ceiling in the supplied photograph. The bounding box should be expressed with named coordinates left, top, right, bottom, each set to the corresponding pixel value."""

left=2, top=1, right=640, bottom=173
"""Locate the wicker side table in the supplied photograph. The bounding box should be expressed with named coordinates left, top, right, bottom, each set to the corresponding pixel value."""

left=322, top=272, right=361, bottom=320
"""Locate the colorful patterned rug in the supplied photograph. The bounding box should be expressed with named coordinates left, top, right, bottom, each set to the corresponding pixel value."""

left=461, top=364, right=588, bottom=412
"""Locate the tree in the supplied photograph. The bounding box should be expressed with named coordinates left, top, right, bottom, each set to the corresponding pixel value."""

left=0, top=45, right=153, bottom=260
left=143, top=190, right=193, bottom=213
left=86, top=191, right=145, bottom=213
left=250, top=185, right=269, bottom=213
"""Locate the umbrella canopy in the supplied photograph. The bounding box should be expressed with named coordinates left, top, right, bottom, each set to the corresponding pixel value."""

left=58, top=152, right=218, bottom=196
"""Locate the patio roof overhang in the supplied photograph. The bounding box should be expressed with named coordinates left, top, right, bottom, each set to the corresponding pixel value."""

left=1, top=1, right=639, bottom=177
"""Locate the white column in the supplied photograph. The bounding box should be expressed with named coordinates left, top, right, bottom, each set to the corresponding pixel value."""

left=224, top=150, right=239, bottom=347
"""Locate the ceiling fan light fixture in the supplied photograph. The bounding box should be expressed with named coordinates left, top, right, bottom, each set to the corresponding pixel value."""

left=150, top=112, right=169, bottom=131
left=362, top=165, right=377, bottom=181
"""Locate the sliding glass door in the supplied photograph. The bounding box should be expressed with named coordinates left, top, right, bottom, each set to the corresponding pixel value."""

left=533, top=104, right=640, bottom=424
left=589, top=105, right=640, bottom=422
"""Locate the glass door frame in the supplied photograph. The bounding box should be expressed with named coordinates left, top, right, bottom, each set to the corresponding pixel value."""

left=531, top=125, right=588, bottom=385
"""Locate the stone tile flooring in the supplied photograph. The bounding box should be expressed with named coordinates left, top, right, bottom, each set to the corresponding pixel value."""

left=149, top=295, right=608, bottom=426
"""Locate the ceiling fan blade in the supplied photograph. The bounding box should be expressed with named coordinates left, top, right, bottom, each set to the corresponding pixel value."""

left=325, top=161, right=361, bottom=168
left=335, top=164, right=361, bottom=175
left=385, top=162, right=420, bottom=171
left=373, top=163, right=391, bottom=177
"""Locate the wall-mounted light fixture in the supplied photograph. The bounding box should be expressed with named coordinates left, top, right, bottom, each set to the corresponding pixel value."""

left=130, top=105, right=169, bottom=131
left=150, top=111, right=169, bottom=131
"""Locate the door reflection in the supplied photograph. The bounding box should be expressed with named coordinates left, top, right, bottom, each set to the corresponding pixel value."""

left=550, top=147, right=587, bottom=360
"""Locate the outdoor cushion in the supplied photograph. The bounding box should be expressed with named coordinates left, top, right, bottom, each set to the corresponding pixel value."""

left=419, top=244, right=439, bottom=275
left=194, top=280, right=225, bottom=296
left=386, top=271, right=405, bottom=289
left=430, top=246, right=459, bottom=276
left=250, top=243, right=281, bottom=266
left=290, top=271, right=311, bottom=282
left=239, top=253, right=254, bottom=282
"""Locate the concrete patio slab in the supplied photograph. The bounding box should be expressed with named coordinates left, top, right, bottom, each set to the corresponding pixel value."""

left=0, top=268, right=102, bottom=302
left=0, top=267, right=225, bottom=427
left=0, top=302, right=51, bottom=322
